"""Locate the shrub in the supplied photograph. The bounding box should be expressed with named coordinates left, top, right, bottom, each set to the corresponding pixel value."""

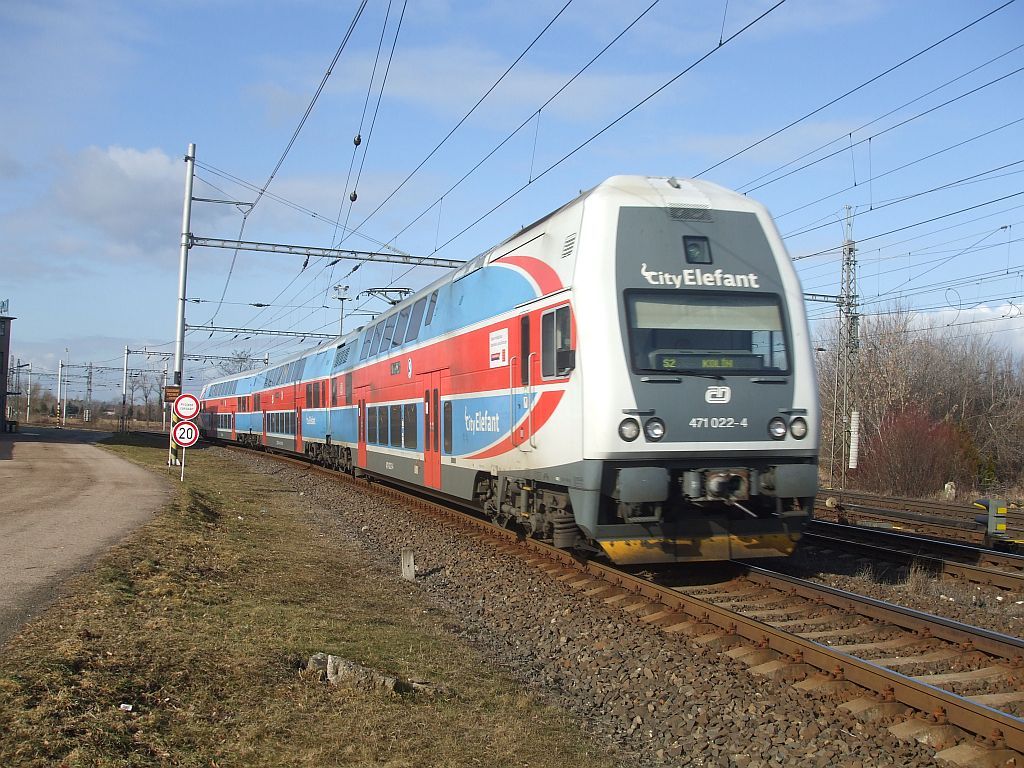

left=854, top=407, right=976, bottom=497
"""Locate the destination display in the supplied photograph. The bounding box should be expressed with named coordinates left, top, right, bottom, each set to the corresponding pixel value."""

left=654, top=353, right=763, bottom=371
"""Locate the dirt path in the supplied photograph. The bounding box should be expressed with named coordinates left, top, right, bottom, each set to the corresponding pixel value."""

left=0, top=428, right=172, bottom=644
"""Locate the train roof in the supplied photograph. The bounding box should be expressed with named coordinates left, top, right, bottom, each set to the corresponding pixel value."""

left=199, top=175, right=767, bottom=394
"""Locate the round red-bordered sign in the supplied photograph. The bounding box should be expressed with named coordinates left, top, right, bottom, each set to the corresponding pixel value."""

left=172, top=420, right=200, bottom=448
left=173, top=393, right=201, bottom=420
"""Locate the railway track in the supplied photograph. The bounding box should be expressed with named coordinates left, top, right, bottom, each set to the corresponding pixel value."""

left=817, top=489, right=1024, bottom=547
left=803, top=519, right=1024, bottom=592
left=229, top=444, right=1024, bottom=766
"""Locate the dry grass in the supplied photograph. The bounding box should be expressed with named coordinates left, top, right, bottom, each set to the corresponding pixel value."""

left=0, top=435, right=616, bottom=768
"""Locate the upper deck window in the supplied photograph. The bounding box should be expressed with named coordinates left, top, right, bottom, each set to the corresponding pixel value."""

left=391, top=305, right=412, bottom=349
left=405, top=296, right=428, bottom=343
left=368, top=322, right=386, bottom=357
left=625, top=290, right=788, bottom=374
left=359, top=328, right=375, bottom=360
left=424, top=291, right=439, bottom=326
left=379, top=313, right=399, bottom=352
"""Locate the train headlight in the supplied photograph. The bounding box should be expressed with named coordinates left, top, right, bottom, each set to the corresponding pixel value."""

left=790, top=417, right=808, bottom=439
left=644, top=418, right=666, bottom=441
left=618, top=418, right=640, bottom=441
left=768, top=416, right=787, bottom=440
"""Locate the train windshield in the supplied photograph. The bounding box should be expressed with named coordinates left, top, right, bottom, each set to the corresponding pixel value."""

left=625, top=290, right=789, bottom=374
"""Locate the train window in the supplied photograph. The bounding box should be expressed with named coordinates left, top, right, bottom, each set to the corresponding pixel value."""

left=520, top=315, right=530, bottom=386
left=368, top=322, right=386, bottom=357
left=424, top=291, right=439, bottom=326
left=391, top=306, right=412, bottom=349
left=433, top=390, right=439, bottom=452
left=380, top=314, right=399, bottom=351
left=443, top=400, right=452, bottom=455
left=367, top=407, right=378, bottom=443
left=345, top=373, right=352, bottom=405
left=306, top=383, right=313, bottom=407
left=253, top=393, right=261, bottom=412
left=405, top=297, right=428, bottom=342
left=378, top=407, right=389, bottom=445
left=682, top=235, right=712, bottom=264
left=624, top=290, right=789, bottom=374
left=359, top=329, right=375, bottom=360
left=390, top=405, right=402, bottom=447
left=541, top=305, right=574, bottom=378
left=423, top=391, right=430, bottom=451
left=403, top=403, right=417, bottom=448
left=331, top=377, right=337, bottom=406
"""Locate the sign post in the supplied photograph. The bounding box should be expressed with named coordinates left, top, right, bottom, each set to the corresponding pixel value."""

left=170, top=393, right=201, bottom=479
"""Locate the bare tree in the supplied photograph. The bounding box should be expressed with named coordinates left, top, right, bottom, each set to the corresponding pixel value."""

left=818, top=302, right=1024, bottom=497
left=140, top=373, right=158, bottom=425
left=215, top=349, right=262, bottom=376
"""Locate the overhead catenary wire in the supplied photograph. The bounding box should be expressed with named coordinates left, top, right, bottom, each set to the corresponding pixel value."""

left=378, top=0, right=662, bottom=249
left=738, top=41, right=1024, bottom=194
left=317, top=0, right=409, bottom=328
left=782, top=159, right=1024, bottom=239
left=693, top=0, right=1017, bottom=179
left=428, top=0, right=789, bottom=257
left=793, top=191, right=1024, bottom=261
left=190, top=4, right=1021, bottom=372
left=341, top=0, right=577, bottom=243
left=745, top=64, right=1024, bottom=198
left=213, top=0, right=664, bottom=348
left=197, top=0, right=368, bottom=328
left=776, top=115, right=1024, bottom=221
left=310, top=0, right=785, bottom=334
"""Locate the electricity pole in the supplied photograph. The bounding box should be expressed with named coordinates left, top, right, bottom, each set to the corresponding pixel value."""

left=85, top=363, right=93, bottom=423
left=171, top=143, right=196, bottom=464
left=57, top=359, right=63, bottom=429
left=334, top=284, right=350, bottom=336
left=835, top=205, right=859, bottom=490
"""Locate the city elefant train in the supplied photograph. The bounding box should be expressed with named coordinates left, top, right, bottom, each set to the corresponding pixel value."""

left=199, top=175, right=819, bottom=565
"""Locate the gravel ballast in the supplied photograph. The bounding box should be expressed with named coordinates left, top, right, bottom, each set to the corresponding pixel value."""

left=228, top=449, right=976, bottom=767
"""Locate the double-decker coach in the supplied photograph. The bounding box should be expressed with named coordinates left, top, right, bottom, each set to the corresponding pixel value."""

left=200, top=176, right=819, bottom=565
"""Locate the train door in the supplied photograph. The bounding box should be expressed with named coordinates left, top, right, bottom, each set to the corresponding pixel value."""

left=356, top=386, right=369, bottom=468
left=513, top=312, right=534, bottom=452
left=423, top=370, right=442, bottom=489
left=292, top=382, right=302, bottom=452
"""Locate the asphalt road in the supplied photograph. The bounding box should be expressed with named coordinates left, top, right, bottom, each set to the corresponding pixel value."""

left=0, top=427, right=172, bottom=645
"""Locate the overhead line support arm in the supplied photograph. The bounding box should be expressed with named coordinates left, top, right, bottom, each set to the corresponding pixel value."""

left=189, top=237, right=464, bottom=270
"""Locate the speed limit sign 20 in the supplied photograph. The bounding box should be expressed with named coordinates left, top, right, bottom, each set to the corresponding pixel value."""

left=173, top=420, right=200, bottom=448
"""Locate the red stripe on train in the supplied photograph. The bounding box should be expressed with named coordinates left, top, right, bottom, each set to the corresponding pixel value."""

left=493, top=255, right=563, bottom=296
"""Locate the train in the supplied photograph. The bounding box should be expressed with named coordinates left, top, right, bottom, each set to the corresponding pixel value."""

left=198, top=175, right=819, bottom=565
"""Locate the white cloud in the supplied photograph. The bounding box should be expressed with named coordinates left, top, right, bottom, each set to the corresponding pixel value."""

left=53, top=146, right=182, bottom=246
left=0, top=145, right=242, bottom=285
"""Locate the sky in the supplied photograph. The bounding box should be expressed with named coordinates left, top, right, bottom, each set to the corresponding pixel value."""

left=2, top=0, right=1022, bottom=401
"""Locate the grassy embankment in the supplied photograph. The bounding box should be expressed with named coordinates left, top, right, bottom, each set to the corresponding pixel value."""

left=0, top=434, right=614, bottom=767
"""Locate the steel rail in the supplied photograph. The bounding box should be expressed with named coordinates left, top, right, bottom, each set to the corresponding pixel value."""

left=804, top=525, right=1024, bottom=591
left=808, top=519, right=1024, bottom=572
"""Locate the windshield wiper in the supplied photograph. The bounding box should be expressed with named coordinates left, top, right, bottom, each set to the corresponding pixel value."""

left=639, top=371, right=724, bottom=381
